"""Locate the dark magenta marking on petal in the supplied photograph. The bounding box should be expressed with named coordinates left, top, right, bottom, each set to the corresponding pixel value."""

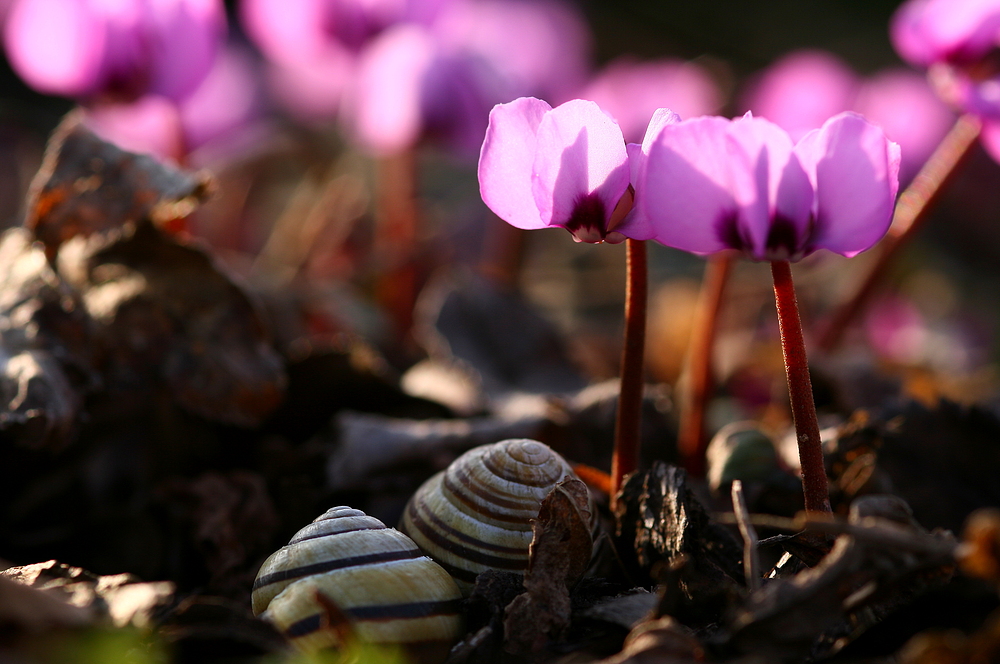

left=716, top=212, right=751, bottom=254
left=765, top=215, right=802, bottom=256
left=563, top=193, right=608, bottom=243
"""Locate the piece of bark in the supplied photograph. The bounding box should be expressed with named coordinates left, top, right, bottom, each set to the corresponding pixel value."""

left=614, top=462, right=744, bottom=625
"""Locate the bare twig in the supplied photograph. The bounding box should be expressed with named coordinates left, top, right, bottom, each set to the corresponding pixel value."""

left=731, top=480, right=761, bottom=590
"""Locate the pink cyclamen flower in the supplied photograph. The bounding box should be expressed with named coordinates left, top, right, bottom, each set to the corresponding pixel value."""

left=635, top=112, right=900, bottom=261
left=4, top=0, right=225, bottom=101
left=479, top=97, right=655, bottom=243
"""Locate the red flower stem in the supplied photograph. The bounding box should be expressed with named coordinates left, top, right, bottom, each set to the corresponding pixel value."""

left=611, top=239, right=648, bottom=505
left=374, top=150, right=420, bottom=342
left=817, top=113, right=982, bottom=352
left=771, top=260, right=831, bottom=514
left=677, top=252, right=733, bottom=477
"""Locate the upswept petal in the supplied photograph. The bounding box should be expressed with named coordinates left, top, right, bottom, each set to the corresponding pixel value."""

left=530, top=99, right=630, bottom=229
left=478, top=96, right=552, bottom=229
left=794, top=112, right=900, bottom=257
left=618, top=108, right=682, bottom=241
left=725, top=115, right=813, bottom=259
left=639, top=115, right=738, bottom=255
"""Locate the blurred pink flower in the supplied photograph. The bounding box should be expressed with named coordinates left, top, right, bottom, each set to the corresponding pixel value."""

left=344, top=23, right=505, bottom=156
left=864, top=295, right=927, bottom=364
left=853, top=69, right=954, bottom=183
left=891, top=0, right=1000, bottom=68
left=635, top=112, right=900, bottom=261
left=478, top=97, right=651, bottom=243
left=4, top=0, right=225, bottom=101
left=81, top=44, right=268, bottom=165
left=741, top=50, right=857, bottom=142
left=742, top=50, right=953, bottom=183
left=579, top=57, right=721, bottom=143
left=433, top=0, right=590, bottom=104
left=891, top=0, right=1000, bottom=160
left=244, top=0, right=592, bottom=158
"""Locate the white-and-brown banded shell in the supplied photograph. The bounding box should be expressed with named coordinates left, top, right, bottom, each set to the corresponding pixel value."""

left=399, top=439, right=593, bottom=595
left=251, top=506, right=462, bottom=652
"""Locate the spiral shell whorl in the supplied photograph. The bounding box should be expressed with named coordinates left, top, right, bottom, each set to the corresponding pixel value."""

left=400, top=439, right=585, bottom=594
left=252, top=506, right=462, bottom=651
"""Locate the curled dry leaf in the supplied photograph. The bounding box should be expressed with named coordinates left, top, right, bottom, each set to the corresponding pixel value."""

left=503, top=477, right=594, bottom=654
left=25, top=113, right=213, bottom=257
left=0, top=228, right=93, bottom=450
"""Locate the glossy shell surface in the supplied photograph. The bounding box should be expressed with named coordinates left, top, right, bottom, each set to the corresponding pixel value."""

left=252, top=506, right=462, bottom=652
left=399, top=438, right=586, bottom=594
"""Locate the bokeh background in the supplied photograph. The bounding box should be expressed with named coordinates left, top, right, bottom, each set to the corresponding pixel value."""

left=0, top=0, right=998, bottom=422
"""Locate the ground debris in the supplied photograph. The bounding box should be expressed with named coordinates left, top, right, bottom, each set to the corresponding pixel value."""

left=25, top=113, right=213, bottom=257
left=615, top=462, right=744, bottom=625
left=714, top=495, right=957, bottom=662
left=503, top=478, right=594, bottom=654
left=1, top=559, right=174, bottom=628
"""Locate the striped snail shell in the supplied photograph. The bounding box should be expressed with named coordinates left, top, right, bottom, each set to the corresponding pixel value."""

left=251, top=506, right=462, bottom=653
left=399, top=438, right=593, bottom=595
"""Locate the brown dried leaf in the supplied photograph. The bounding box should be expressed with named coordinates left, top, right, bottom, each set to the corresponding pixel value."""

left=59, top=223, right=286, bottom=426
left=0, top=228, right=94, bottom=449
left=156, top=471, right=278, bottom=594
left=958, top=508, right=1000, bottom=584
left=25, top=113, right=213, bottom=256
left=503, top=477, right=593, bottom=654
left=0, top=574, right=94, bottom=633
left=1, top=559, right=173, bottom=628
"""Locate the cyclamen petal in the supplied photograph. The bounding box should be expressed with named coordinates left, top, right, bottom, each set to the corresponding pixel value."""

left=725, top=114, right=813, bottom=259
left=639, top=112, right=898, bottom=261
left=478, top=97, right=552, bottom=230
left=530, top=99, right=630, bottom=241
left=479, top=97, right=634, bottom=242
left=795, top=112, right=901, bottom=258
left=639, top=115, right=741, bottom=255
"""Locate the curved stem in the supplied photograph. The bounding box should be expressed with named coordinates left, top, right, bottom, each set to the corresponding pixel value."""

left=817, top=113, right=982, bottom=352
left=677, top=253, right=733, bottom=477
left=771, top=260, right=831, bottom=514
left=611, top=239, right=647, bottom=506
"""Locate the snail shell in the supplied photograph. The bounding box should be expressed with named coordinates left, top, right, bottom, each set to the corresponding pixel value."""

left=399, top=438, right=593, bottom=595
left=252, top=506, right=462, bottom=652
